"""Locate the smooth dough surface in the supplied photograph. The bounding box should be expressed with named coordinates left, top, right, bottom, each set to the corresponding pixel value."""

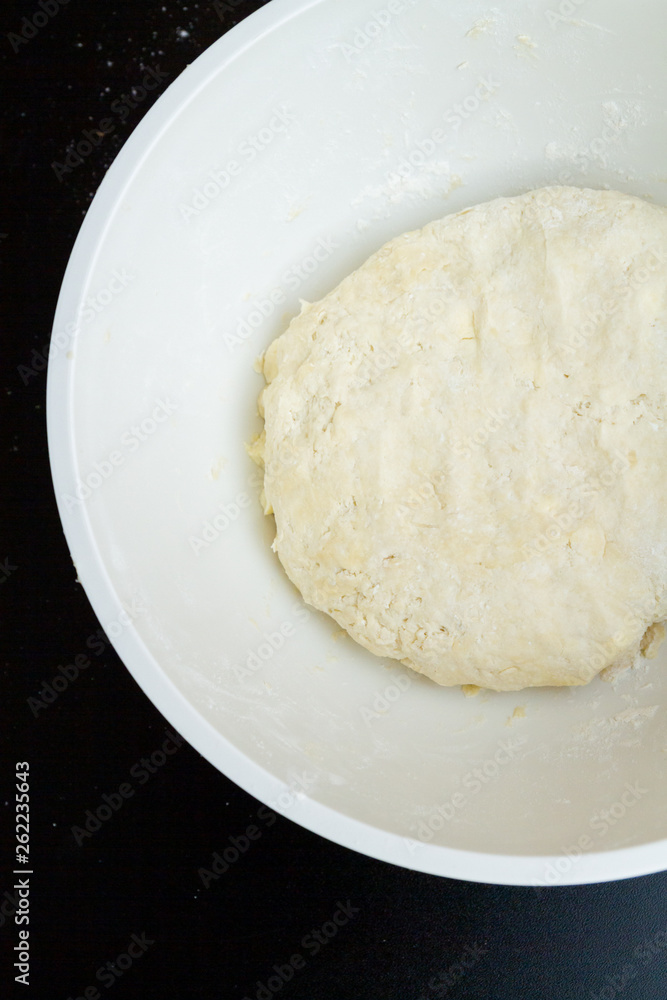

left=254, top=187, right=667, bottom=691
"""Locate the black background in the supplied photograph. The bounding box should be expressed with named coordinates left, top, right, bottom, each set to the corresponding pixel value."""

left=3, top=1, right=667, bottom=997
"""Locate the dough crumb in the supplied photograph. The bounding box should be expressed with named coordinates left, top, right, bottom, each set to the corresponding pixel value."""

left=465, top=16, right=495, bottom=38
left=506, top=706, right=527, bottom=726
left=245, top=432, right=265, bottom=468
left=612, top=706, right=659, bottom=729
left=640, top=622, right=666, bottom=659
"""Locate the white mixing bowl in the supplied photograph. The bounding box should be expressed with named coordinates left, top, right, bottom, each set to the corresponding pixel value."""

left=47, top=0, right=667, bottom=885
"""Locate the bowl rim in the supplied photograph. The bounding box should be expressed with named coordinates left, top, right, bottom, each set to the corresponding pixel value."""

left=46, top=0, right=667, bottom=886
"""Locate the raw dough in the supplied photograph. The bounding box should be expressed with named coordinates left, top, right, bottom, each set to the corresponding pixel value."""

left=252, top=187, right=667, bottom=690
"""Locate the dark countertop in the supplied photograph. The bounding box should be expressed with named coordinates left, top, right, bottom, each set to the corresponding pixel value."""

left=3, top=1, right=667, bottom=997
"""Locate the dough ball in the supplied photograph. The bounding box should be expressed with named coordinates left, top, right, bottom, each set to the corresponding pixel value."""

left=255, top=187, right=667, bottom=690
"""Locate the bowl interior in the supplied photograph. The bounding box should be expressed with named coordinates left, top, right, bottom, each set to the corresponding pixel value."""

left=48, top=0, right=667, bottom=884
